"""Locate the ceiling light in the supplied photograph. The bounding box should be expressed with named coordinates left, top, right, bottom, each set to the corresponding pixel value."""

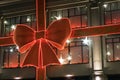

left=59, top=57, right=64, bottom=64
left=66, top=39, right=71, bottom=44
left=4, top=20, right=8, bottom=24
left=14, top=77, right=22, bottom=80
left=67, top=55, right=72, bottom=61
left=82, top=37, right=90, bottom=45
left=65, top=74, right=74, bottom=77
left=103, top=4, right=108, bottom=8
left=55, top=15, right=62, bottom=20
left=107, top=51, right=111, bottom=56
left=11, top=25, right=16, bottom=30
left=27, top=16, right=31, bottom=22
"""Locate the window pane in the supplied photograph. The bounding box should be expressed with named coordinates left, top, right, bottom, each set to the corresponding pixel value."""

left=114, top=43, right=120, bottom=61
left=104, top=12, right=111, bottom=24
left=71, top=47, right=82, bottom=64
left=104, top=4, right=110, bottom=11
left=58, top=48, right=68, bottom=64
left=69, top=8, right=74, bottom=17
left=82, top=15, right=87, bottom=27
left=106, top=44, right=114, bottom=61
left=83, top=46, right=89, bottom=63
left=62, top=9, right=68, bottom=17
left=111, top=3, right=118, bottom=10
left=69, top=16, right=81, bottom=28
left=9, top=52, right=18, bottom=68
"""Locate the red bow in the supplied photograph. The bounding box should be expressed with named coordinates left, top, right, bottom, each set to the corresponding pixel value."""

left=13, top=18, right=71, bottom=67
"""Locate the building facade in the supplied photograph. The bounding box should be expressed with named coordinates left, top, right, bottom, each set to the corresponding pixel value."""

left=0, top=0, right=120, bottom=80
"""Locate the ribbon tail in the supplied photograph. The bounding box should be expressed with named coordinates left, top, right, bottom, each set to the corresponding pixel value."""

left=22, top=40, right=41, bottom=67
left=36, top=67, right=46, bottom=80
left=0, top=37, right=15, bottom=46
left=41, top=39, right=60, bottom=66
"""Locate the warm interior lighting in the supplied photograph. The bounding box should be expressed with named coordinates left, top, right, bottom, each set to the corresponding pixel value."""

left=14, top=77, right=22, bottom=80
left=65, top=74, right=74, bottom=77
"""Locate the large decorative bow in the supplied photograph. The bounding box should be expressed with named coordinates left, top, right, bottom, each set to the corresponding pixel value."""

left=14, top=18, right=71, bottom=67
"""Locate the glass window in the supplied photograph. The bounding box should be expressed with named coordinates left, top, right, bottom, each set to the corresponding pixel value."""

left=3, top=14, right=36, bottom=68
left=57, top=38, right=89, bottom=64
left=105, top=36, right=120, bottom=62
left=49, top=6, right=88, bottom=28
left=104, top=2, right=120, bottom=25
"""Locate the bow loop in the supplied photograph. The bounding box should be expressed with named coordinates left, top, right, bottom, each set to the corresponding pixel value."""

left=46, top=18, right=71, bottom=50
left=13, top=24, right=35, bottom=53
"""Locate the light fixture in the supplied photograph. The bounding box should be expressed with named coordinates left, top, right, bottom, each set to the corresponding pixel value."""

left=103, top=4, right=108, bottom=8
left=27, top=16, right=31, bottom=22
left=14, top=77, right=22, bottom=80
left=82, top=37, right=90, bottom=45
left=65, top=74, right=74, bottom=77
left=4, top=20, right=8, bottom=24
left=11, top=25, right=16, bottom=30
left=16, top=46, right=19, bottom=50
left=10, top=48, right=13, bottom=53
left=107, top=51, right=111, bottom=56
left=95, top=76, right=101, bottom=80
left=67, top=55, right=72, bottom=61
left=55, top=15, right=62, bottom=20
left=59, top=57, right=64, bottom=64
left=66, top=39, right=71, bottom=44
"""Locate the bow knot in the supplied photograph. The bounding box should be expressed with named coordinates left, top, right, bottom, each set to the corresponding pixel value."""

left=35, top=31, right=45, bottom=39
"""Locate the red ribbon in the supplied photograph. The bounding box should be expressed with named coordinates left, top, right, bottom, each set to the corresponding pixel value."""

left=13, top=18, right=71, bottom=67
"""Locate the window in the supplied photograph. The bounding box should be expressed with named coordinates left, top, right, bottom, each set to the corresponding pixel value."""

left=104, top=2, right=120, bottom=24
left=49, top=6, right=88, bottom=29
left=3, top=14, right=36, bottom=68
left=105, top=35, right=120, bottom=62
left=57, top=38, right=89, bottom=64
left=3, top=14, right=36, bottom=36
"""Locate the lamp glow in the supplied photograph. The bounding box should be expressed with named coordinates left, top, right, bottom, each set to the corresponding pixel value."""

left=59, top=57, right=64, bottom=64
left=4, top=20, right=8, bottom=24
left=67, top=55, right=72, bottom=61
left=65, top=74, right=74, bottom=77
left=55, top=15, right=62, bottom=20
left=82, top=37, right=90, bottom=45
left=103, top=4, right=107, bottom=8
left=66, top=39, right=71, bottom=44
left=14, top=77, right=22, bottom=80
left=11, top=25, right=16, bottom=30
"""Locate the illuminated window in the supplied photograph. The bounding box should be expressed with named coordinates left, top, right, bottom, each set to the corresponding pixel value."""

left=105, top=35, right=120, bottom=62
left=4, top=14, right=36, bottom=36
left=104, top=2, right=120, bottom=24
left=57, top=38, right=89, bottom=64
left=49, top=6, right=88, bottom=28
left=3, top=14, right=36, bottom=68
left=3, top=46, right=20, bottom=68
